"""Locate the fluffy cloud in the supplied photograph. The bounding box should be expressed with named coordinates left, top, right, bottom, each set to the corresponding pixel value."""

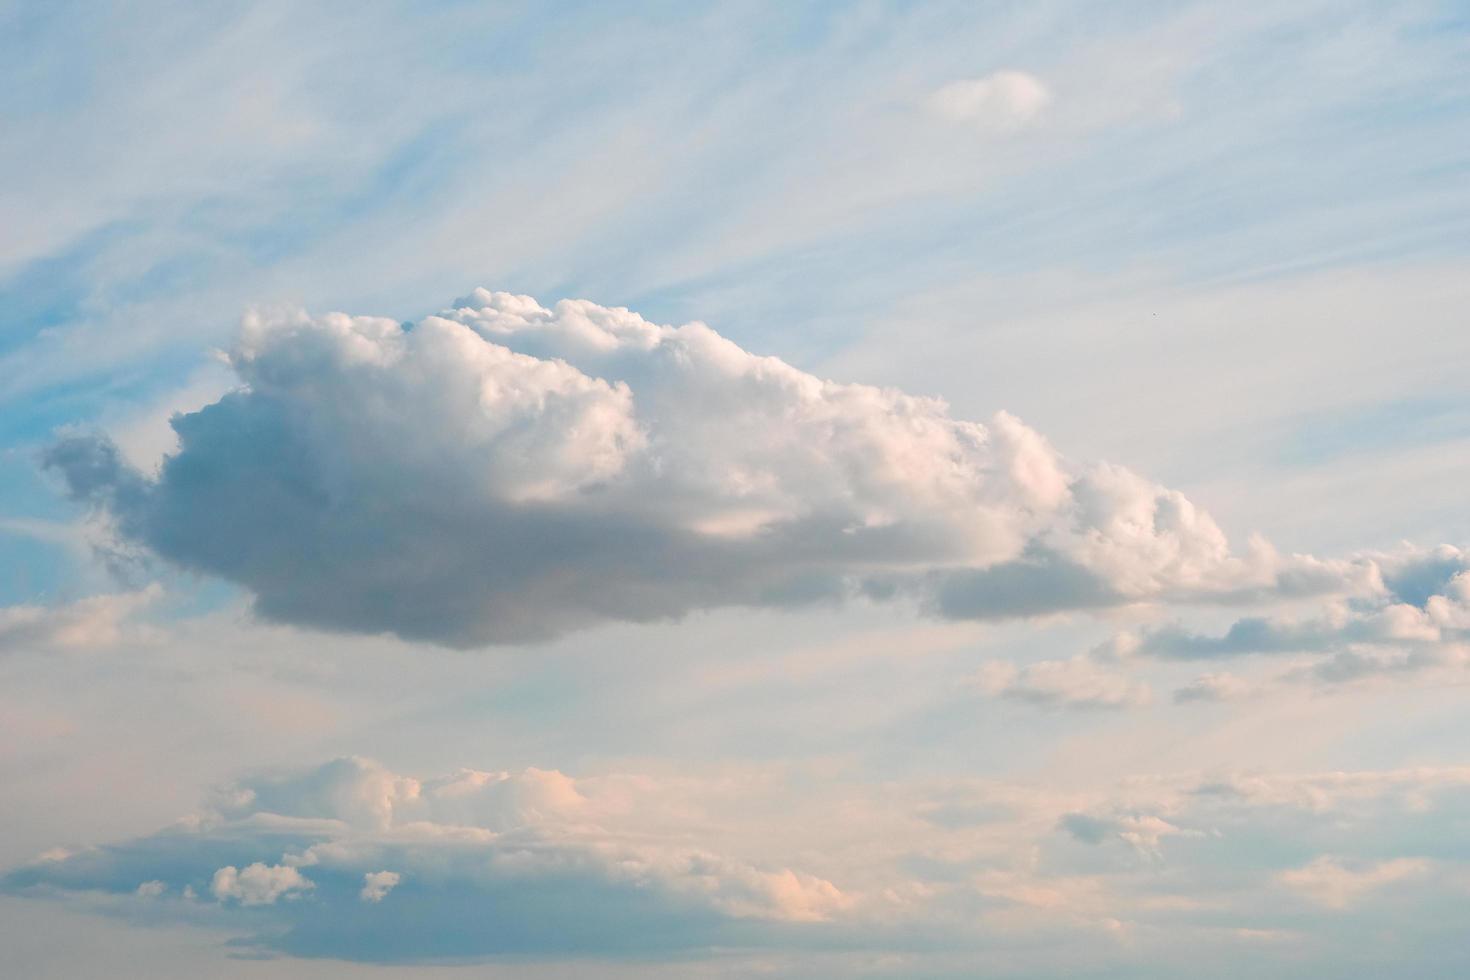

left=211, top=862, right=314, bottom=905
left=1120, top=547, right=1470, bottom=659
left=1098, top=546, right=1470, bottom=694
left=924, top=70, right=1052, bottom=130
left=45, top=291, right=1365, bottom=647
left=359, top=870, right=400, bottom=903
left=3, top=756, right=848, bottom=961
left=0, top=585, right=160, bottom=654
left=1058, top=811, right=1193, bottom=856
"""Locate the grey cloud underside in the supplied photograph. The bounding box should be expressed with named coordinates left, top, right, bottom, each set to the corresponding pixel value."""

left=47, top=429, right=914, bottom=644
left=5, top=836, right=772, bottom=961
left=46, top=291, right=1361, bottom=646
left=1126, top=548, right=1470, bottom=669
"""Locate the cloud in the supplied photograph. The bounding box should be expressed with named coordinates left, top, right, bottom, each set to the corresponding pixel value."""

left=1277, top=856, right=1430, bottom=909
left=211, top=863, right=314, bottom=906
left=924, top=71, right=1052, bottom=130
left=1188, top=766, right=1470, bottom=813
left=359, top=870, right=400, bottom=903
left=1058, top=811, right=1194, bottom=857
left=0, top=585, right=160, bottom=654
left=44, top=291, right=1367, bottom=647
left=973, top=657, right=1151, bottom=710
left=8, top=757, right=1470, bottom=968
left=1104, top=545, right=1470, bottom=693
left=1172, top=672, right=1257, bottom=703
left=3, top=756, right=848, bottom=961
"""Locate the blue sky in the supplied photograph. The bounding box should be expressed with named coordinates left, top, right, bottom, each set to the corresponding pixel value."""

left=3, top=2, right=1470, bottom=977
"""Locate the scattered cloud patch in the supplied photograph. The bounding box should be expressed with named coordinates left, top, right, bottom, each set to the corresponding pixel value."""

left=974, top=656, right=1151, bottom=710
left=3, top=756, right=848, bottom=961
left=1099, top=545, right=1470, bottom=698
left=1058, top=811, right=1195, bottom=857
left=359, top=870, right=400, bottom=903
left=1173, top=672, right=1258, bottom=703
left=7, top=759, right=1470, bottom=965
left=925, top=71, right=1052, bottom=130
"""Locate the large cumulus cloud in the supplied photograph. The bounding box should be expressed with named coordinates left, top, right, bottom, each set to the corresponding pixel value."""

left=45, top=290, right=1364, bottom=646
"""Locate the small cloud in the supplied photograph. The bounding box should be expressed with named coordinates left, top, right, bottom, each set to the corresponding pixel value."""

left=359, top=870, right=400, bottom=903
left=925, top=70, right=1051, bottom=130
left=135, top=880, right=166, bottom=898
left=211, top=863, right=314, bottom=906
left=1058, top=812, right=1195, bottom=858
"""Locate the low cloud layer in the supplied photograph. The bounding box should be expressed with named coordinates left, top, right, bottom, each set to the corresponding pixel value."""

left=5, top=757, right=847, bottom=961
left=9, top=757, right=1470, bottom=968
left=45, top=290, right=1369, bottom=647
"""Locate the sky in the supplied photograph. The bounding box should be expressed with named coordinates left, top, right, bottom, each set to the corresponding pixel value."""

left=2, top=1, right=1470, bottom=977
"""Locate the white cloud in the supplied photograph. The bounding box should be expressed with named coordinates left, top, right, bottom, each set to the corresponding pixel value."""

left=210, top=862, right=314, bottom=906
left=359, top=870, right=400, bottom=903
left=925, top=71, right=1052, bottom=130
left=1101, top=545, right=1470, bottom=697
left=44, top=291, right=1369, bottom=647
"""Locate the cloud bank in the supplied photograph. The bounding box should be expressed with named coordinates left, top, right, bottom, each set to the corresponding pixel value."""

left=10, top=757, right=1470, bottom=968
left=5, top=757, right=846, bottom=962
left=46, top=290, right=1369, bottom=646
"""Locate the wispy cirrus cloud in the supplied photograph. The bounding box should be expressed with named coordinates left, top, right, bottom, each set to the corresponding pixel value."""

left=924, top=70, right=1052, bottom=130
left=972, top=656, right=1152, bottom=710
left=0, top=585, right=160, bottom=654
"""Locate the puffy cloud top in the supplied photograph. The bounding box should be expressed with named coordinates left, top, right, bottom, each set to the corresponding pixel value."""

left=46, top=291, right=1361, bottom=646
